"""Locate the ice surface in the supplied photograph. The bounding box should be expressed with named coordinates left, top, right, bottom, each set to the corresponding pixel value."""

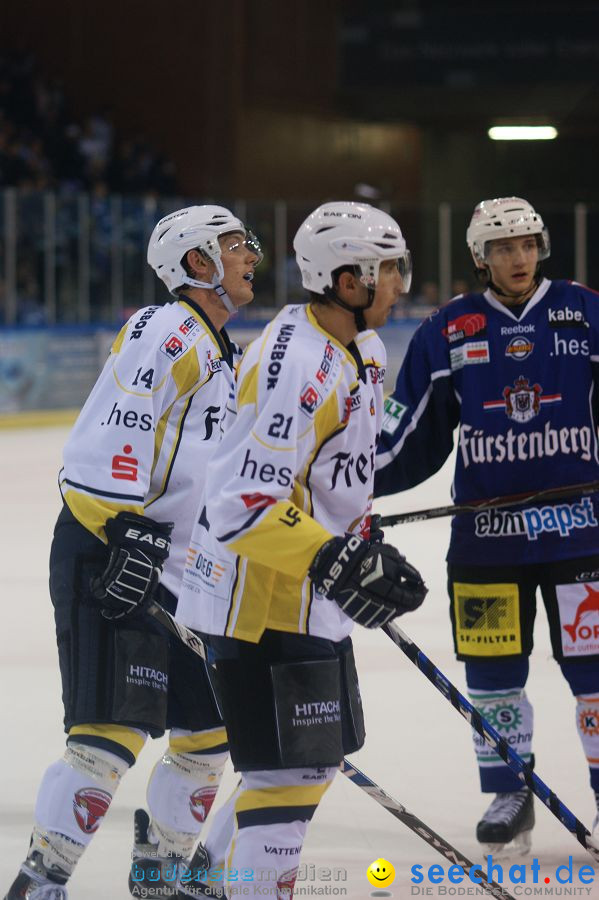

left=1, top=427, right=596, bottom=899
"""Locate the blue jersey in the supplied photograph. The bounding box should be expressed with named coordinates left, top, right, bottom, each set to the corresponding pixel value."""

left=375, top=279, right=599, bottom=565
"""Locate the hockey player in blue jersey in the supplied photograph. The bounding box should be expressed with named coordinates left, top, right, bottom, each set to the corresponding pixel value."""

left=375, top=197, right=599, bottom=857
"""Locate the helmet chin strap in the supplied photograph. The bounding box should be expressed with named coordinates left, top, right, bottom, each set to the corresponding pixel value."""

left=183, top=276, right=238, bottom=315
left=480, top=265, right=542, bottom=305
left=213, top=283, right=237, bottom=315
left=323, top=283, right=376, bottom=333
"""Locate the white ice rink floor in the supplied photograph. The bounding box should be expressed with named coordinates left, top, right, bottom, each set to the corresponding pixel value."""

left=1, top=426, right=598, bottom=899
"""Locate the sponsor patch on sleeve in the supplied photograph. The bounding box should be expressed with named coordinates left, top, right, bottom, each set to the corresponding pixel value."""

left=450, top=341, right=490, bottom=370
left=160, top=333, right=188, bottom=359
left=381, top=396, right=407, bottom=434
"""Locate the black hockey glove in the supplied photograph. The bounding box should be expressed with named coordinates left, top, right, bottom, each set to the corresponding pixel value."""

left=90, top=512, right=173, bottom=620
left=309, top=534, right=427, bottom=629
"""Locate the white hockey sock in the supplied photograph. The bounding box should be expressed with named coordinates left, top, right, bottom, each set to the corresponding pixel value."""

left=228, top=820, right=307, bottom=895
left=203, top=780, right=242, bottom=869
left=215, top=766, right=336, bottom=896
left=29, top=742, right=128, bottom=879
left=468, top=688, right=533, bottom=771
left=146, top=746, right=228, bottom=859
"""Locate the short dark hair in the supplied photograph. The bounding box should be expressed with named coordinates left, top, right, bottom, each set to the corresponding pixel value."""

left=309, top=265, right=357, bottom=304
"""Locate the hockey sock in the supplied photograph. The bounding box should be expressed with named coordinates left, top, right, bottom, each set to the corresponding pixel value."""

left=27, top=741, right=128, bottom=881
left=576, top=696, right=599, bottom=791
left=468, top=688, right=533, bottom=792
left=213, top=766, right=336, bottom=896
left=146, top=741, right=228, bottom=859
left=203, top=780, right=242, bottom=871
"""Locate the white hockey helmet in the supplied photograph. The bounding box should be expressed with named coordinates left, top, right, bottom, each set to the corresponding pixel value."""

left=147, top=204, right=258, bottom=296
left=293, top=201, right=412, bottom=295
left=466, top=197, right=550, bottom=266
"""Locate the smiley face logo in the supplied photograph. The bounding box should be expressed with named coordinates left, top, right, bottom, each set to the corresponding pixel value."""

left=367, top=858, right=396, bottom=888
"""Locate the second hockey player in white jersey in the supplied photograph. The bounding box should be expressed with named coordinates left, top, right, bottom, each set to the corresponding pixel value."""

left=4, top=205, right=262, bottom=900
left=174, top=202, right=427, bottom=899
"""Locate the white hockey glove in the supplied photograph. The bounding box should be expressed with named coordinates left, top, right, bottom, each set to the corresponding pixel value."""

left=309, top=534, right=427, bottom=629
left=91, top=512, right=173, bottom=620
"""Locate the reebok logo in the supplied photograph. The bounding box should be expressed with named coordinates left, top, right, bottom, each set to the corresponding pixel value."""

left=500, top=323, right=535, bottom=336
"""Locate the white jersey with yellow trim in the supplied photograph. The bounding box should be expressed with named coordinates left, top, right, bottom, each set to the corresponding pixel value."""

left=59, top=297, right=240, bottom=596
left=176, top=302, right=386, bottom=643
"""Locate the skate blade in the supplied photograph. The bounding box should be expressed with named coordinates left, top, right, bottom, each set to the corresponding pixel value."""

left=480, top=828, right=533, bottom=860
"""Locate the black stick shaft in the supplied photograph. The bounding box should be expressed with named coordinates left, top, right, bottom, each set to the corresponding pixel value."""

left=341, top=760, right=515, bottom=900
left=379, top=479, right=599, bottom=527
left=384, top=622, right=599, bottom=861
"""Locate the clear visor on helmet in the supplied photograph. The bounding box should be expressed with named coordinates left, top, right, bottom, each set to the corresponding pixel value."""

left=221, top=230, right=264, bottom=266
left=479, top=229, right=550, bottom=264
left=397, top=251, right=412, bottom=293
left=357, top=251, right=412, bottom=293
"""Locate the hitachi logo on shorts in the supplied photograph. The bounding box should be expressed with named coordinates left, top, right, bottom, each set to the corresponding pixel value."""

left=129, top=665, right=168, bottom=684
left=474, top=497, right=598, bottom=541
left=294, top=700, right=340, bottom=716
left=459, top=421, right=593, bottom=467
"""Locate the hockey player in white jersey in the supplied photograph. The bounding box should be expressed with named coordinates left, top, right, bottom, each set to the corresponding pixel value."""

left=4, top=206, right=262, bottom=900
left=172, top=202, right=427, bottom=898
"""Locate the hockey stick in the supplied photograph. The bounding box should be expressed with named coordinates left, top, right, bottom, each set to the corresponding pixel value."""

left=341, top=760, right=514, bottom=900
left=384, top=621, right=599, bottom=862
left=378, top=478, right=599, bottom=527
left=147, top=601, right=208, bottom=661
left=147, top=601, right=515, bottom=878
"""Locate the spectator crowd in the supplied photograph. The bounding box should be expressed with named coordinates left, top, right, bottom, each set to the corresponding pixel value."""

left=0, top=52, right=178, bottom=196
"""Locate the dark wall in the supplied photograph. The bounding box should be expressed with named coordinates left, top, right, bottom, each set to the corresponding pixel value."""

left=0, top=0, right=422, bottom=203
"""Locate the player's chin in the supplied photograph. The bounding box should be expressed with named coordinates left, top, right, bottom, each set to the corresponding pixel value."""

left=236, top=287, right=254, bottom=306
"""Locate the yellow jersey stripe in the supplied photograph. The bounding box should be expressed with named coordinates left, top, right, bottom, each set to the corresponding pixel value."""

left=235, top=782, right=330, bottom=813
left=110, top=324, right=128, bottom=356
left=63, top=489, right=142, bottom=541
left=228, top=501, right=331, bottom=581
left=69, top=723, right=146, bottom=759
left=169, top=727, right=228, bottom=754
left=237, top=362, right=259, bottom=408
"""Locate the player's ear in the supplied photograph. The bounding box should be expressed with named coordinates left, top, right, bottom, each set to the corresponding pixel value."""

left=336, top=269, right=360, bottom=298
left=184, top=249, right=212, bottom=279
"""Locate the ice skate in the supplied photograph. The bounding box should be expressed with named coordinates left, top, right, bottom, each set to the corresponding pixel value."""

left=129, top=808, right=182, bottom=898
left=4, top=858, right=68, bottom=900
left=175, top=843, right=223, bottom=899
left=476, top=787, right=534, bottom=858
